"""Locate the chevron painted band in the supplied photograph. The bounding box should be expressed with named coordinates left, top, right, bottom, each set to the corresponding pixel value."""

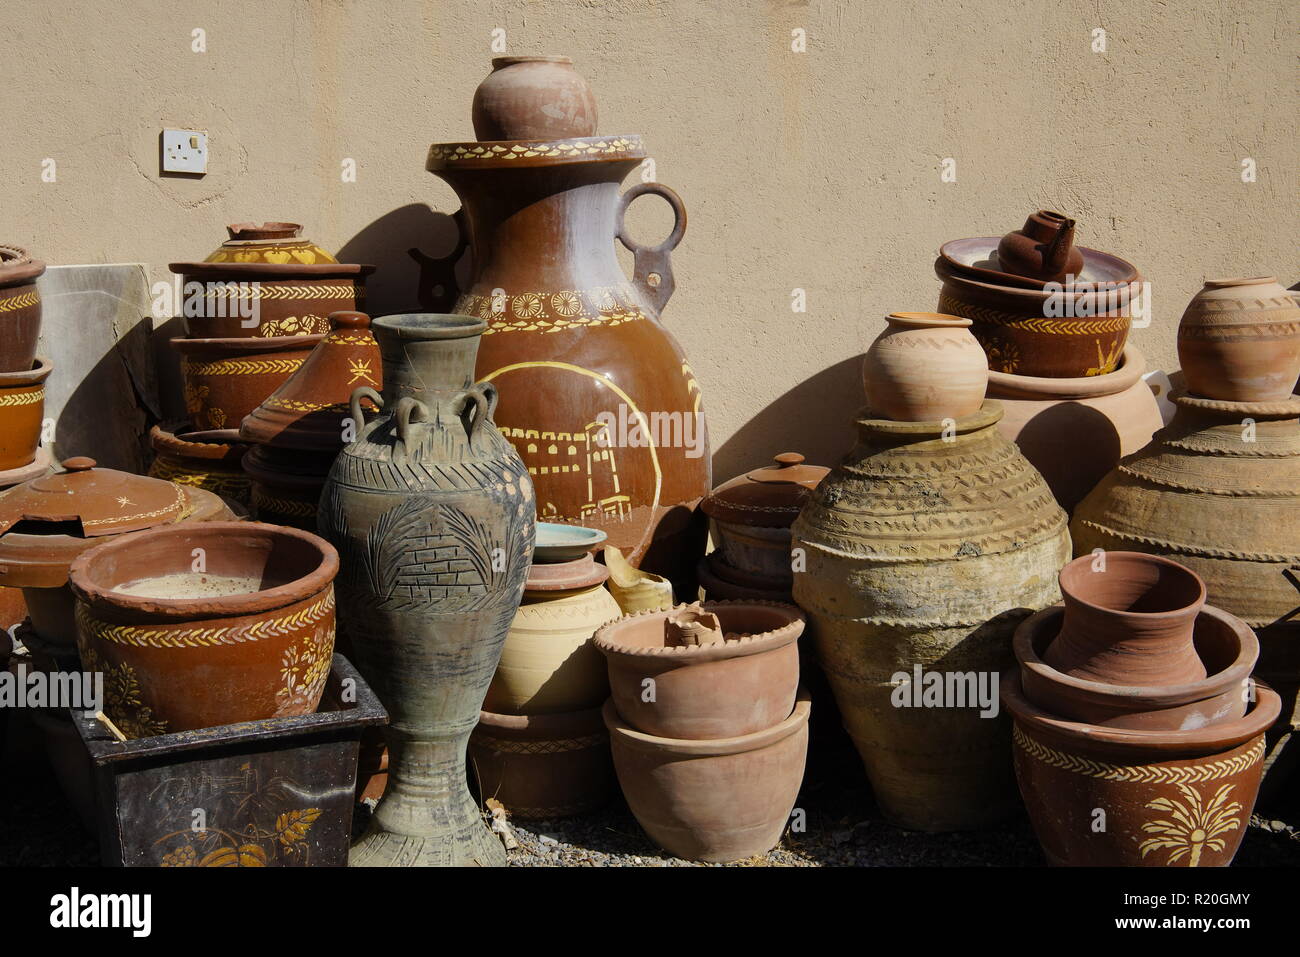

left=1178, top=320, right=1300, bottom=340
left=0, top=386, right=43, bottom=407
left=261, top=395, right=349, bottom=414
left=429, top=136, right=642, bottom=164
left=183, top=356, right=305, bottom=377
left=475, top=732, right=606, bottom=754
left=78, top=589, right=334, bottom=649
left=939, top=294, right=1131, bottom=335
left=202, top=283, right=363, bottom=300
left=0, top=290, right=39, bottom=313
left=148, top=459, right=251, bottom=497
left=254, top=490, right=319, bottom=517
left=1013, top=725, right=1264, bottom=784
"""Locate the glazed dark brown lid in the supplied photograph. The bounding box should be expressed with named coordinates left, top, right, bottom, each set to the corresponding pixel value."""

left=700, top=453, right=829, bottom=528
left=0, top=244, right=47, bottom=286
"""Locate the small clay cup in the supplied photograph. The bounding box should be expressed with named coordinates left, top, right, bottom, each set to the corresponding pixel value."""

left=1044, top=552, right=1207, bottom=686
left=862, top=313, right=988, bottom=422
left=471, top=56, right=598, bottom=141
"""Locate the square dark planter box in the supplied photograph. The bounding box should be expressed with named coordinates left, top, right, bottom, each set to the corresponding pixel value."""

left=74, top=653, right=386, bottom=867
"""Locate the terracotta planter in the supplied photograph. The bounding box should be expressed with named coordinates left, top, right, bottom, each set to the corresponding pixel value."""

left=1004, top=673, right=1280, bottom=866
left=173, top=333, right=321, bottom=433
left=935, top=255, right=1142, bottom=378
left=1177, top=277, right=1300, bottom=402
left=318, top=313, right=535, bottom=867
left=987, top=345, right=1163, bottom=513
left=69, top=521, right=338, bottom=735
left=604, top=689, right=810, bottom=862
left=429, top=74, right=709, bottom=593
left=148, top=424, right=251, bottom=507
left=471, top=56, right=597, bottom=141
left=170, top=223, right=374, bottom=339
left=0, top=245, right=45, bottom=374
left=996, top=210, right=1084, bottom=283
left=484, top=551, right=619, bottom=715
left=0, top=357, right=51, bottom=471
left=862, top=312, right=988, bottom=421
left=470, top=705, right=614, bottom=819
left=792, top=400, right=1070, bottom=831
left=1018, top=602, right=1256, bottom=730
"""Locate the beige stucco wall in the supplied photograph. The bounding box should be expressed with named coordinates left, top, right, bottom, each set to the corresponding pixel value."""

left=4, top=0, right=1295, bottom=477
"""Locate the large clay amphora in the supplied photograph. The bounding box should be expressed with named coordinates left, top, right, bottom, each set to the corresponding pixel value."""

left=318, top=314, right=535, bottom=866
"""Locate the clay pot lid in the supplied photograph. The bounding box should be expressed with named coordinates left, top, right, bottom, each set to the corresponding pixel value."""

left=526, top=551, right=610, bottom=591
left=169, top=223, right=375, bottom=278
left=0, top=244, right=47, bottom=286
left=701, top=453, right=828, bottom=528
left=150, top=424, right=248, bottom=465
left=534, top=522, right=606, bottom=562
left=937, top=241, right=1139, bottom=290
left=170, top=332, right=326, bottom=357
left=239, top=311, right=382, bottom=451
left=426, top=134, right=645, bottom=170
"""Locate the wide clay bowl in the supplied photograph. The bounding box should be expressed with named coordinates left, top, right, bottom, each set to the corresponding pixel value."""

left=470, top=705, right=614, bottom=820
left=593, top=600, right=803, bottom=740
left=1003, top=673, right=1279, bottom=867
left=1018, top=603, right=1257, bottom=730
left=604, top=689, right=810, bottom=862
left=171, top=334, right=321, bottom=433
left=534, top=522, right=606, bottom=562
left=940, top=237, right=1140, bottom=291
left=0, top=358, right=52, bottom=471
left=68, top=521, right=338, bottom=736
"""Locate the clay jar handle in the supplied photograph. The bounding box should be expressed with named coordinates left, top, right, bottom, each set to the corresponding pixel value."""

left=350, top=386, right=383, bottom=432
left=455, top=382, right=498, bottom=441
left=616, top=182, right=687, bottom=315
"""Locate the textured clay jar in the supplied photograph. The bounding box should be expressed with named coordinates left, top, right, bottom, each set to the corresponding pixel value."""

left=0, top=245, right=45, bottom=373
left=0, top=357, right=52, bottom=471
left=605, top=689, right=809, bottom=862
left=471, top=56, right=598, bottom=141
left=172, top=333, right=322, bottom=433
left=148, top=424, right=251, bottom=507
left=69, top=521, right=337, bottom=736
left=792, top=400, right=1071, bottom=831
left=863, top=313, right=988, bottom=422
left=317, top=313, right=535, bottom=867
left=987, top=345, right=1164, bottom=513
left=1176, top=277, right=1300, bottom=402
left=995, top=210, right=1084, bottom=283
left=1044, top=552, right=1207, bottom=686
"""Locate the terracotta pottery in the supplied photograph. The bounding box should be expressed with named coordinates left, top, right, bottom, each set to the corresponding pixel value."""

left=987, top=344, right=1163, bottom=513
left=0, top=245, right=45, bottom=373
left=0, top=457, right=239, bottom=655
left=469, top=705, right=614, bottom=819
left=429, top=93, right=710, bottom=592
left=791, top=400, right=1071, bottom=831
left=862, top=313, right=988, bottom=422
left=1018, top=602, right=1256, bottom=730
left=594, top=600, right=803, bottom=740
left=317, top=313, right=535, bottom=867
left=148, top=424, right=251, bottom=507
left=996, top=210, right=1085, bottom=283
left=604, top=689, right=810, bottom=862
left=1177, top=277, right=1300, bottom=402
left=935, top=255, right=1142, bottom=378
left=0, top=357, right=51, bottom=471
left=533, top=521, right=606, bottom=562
left=604, top=545, right=674, bottom=614
left=1004, top=673, right=1279, bottom=866
left=1071, top=393, right=1300, bottom=723
left=170, top=223, right=374, bottom=339
left=68, top=521, right=337, bottom=735
left=172, top=333, right=322, bottom=433
left=484, top=550, right=619, bottom=715
left=1044, top=552, right=1207, bottom=686
left=471, top=56, right=597, bottom=141
left=941, top=235, right=1140, bottom=292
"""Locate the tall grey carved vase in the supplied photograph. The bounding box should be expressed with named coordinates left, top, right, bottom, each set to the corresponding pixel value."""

left=319, top=313, right=535, bottom=866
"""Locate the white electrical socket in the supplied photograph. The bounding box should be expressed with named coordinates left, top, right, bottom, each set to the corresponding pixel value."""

left=161, top=129, right=208, bottom=175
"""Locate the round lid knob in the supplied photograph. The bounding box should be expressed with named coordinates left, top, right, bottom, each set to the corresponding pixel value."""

left=774, top=452, right=804, bottom=467
left=329, top=311, right=371, bottom=330
left=62, top=456, right=96, bottom=472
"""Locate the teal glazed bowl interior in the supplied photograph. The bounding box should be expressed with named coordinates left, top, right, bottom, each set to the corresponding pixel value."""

left=535, top=522, right=606, bottom=562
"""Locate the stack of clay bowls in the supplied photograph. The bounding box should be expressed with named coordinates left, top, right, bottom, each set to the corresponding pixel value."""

left=594, top=600, right=809, bottom=861
left=1003, top=552, right=1279, bottom=866
left=469, top=523, right=621, bottom=819
left=936, top=212, right=1162, bottom=512
left=239, top=310, right=382, bottom=529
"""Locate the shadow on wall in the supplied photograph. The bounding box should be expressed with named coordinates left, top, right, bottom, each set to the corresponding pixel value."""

left=712, top=354, right=865, bottom=481
left=338, top=204, right=468, bottom=318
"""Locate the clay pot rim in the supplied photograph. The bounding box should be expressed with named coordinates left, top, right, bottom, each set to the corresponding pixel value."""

left=0, top=446, right=52, bottom=488
left=68, top=520, right=338, bottom=621
left=937, top=241, right=1140, bottom=291
left=373, top=312, right=487, bottom=341
left=593, top=600, right=804, bottom=661
left=1201, top=276, right=1277, bottom=289
left=1015, top=603, right=1257, bottom=705
left=0, top=356, right=53, bottom=387
left=0, top=245, right=46, bottom=286
left=150, top=424, right=249, bottom=461
left=426, top=135, right=646, bottom=171
left=491, top=55, right=575, bottom=66
left=602, top=688, right=810, bottom=755
left=169, top=261, right=375, bottom=279
left=935, top=255, right=1143, bottom=304
left=1173, top=391, right=1300, bottom=417
left=476, top=704, right=605, bottom=736
left=170, top=333, right=325, bottom=356
left=986, top=344, right=1148, bottom=399
left=525, top=552, right=610, bottom=591
left=225, top=222, right=303, bottom=240
left=1002, top=672, right=1280, bottom=753
left=1058, top=551, right=1206, bottom=623
left=856, top=398, right=1003, bottom=435
left=885, top=311, right=972, bottom=330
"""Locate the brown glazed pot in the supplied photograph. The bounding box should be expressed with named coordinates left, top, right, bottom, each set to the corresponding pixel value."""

left=862, top=313, right=988, bottom=422
left=69, top=521, right=337, bottom=736
left=148, top=424, right=251, bottom=507
left=1176, top=277, right=1300, bottom=402
left=0, top=245, right=46, bottom=373
left=469, top=705, right=614, bottom=819
left=242, top=446, right=336, bottom=531
left=995, top=210, right=1085, bottom=283
left=1004, top=674, right=1280, bottom=866
left=604, top=689, right=810, bottom=862
left=170, top=223, right=374, bottom=339
left=0, top=357, right=51, bottom=471
left=987, top=345, right=1164, bottom=513
left=471, top=56, right=598, bottom=141
left=594, top=600, right=803, bottom=740
left=935, top=255, right=1142, bottom=378
left=1019, top=603, right=1256, bottom=730
left=428, top=121, right=709, bottom=594
left=1044, top=552, right=1208, bottom=686
left=172, top=333, right=321, bottom=432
